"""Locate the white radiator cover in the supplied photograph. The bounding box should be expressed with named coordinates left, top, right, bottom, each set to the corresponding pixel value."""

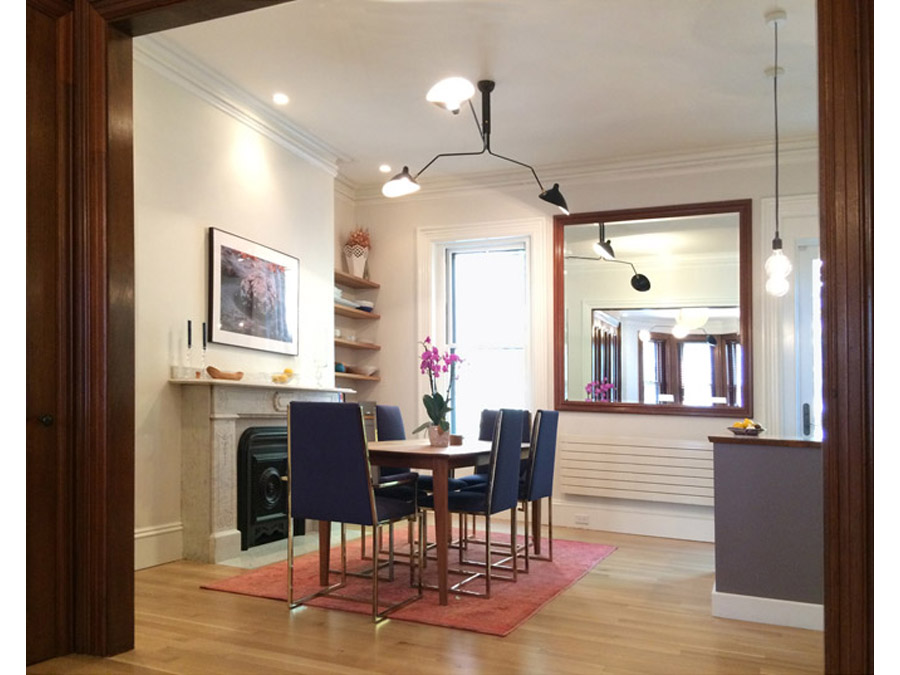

left=558, top=434, right=714, bottom=507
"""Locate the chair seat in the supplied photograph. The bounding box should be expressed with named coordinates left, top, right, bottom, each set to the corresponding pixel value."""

left=374, top=492, right=418, bottom=522
left=420, top=488, right=489, bottom=514
left=417, top=474, right=469, bottom=492
left=455, top=473, right=489, bottom=489
left=373, top=471, right=420, bottom=501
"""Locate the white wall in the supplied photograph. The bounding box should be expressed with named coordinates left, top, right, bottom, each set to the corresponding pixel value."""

left=133, top=60, right=336, bottom=568
left=355, top=149, right=818, bottom=540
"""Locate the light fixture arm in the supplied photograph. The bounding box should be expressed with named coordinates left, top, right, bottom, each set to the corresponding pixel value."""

left=564, top=255, right=651, bottom=292
left=412, top=146, right=487, bottom=180
left=409, top=80, right=548, bottom=192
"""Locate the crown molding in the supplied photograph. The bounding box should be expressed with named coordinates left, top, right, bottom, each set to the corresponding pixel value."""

left=134, top=35, right=345, bottom=178
left=352, top=137, right=818, bottom=204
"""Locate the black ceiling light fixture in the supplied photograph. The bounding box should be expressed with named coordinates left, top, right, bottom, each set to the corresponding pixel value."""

left=382, top=78, right=569, bottom=214
left=565, top=255, right=651, bottom=293
left=592, top=222, right=615, bottom=260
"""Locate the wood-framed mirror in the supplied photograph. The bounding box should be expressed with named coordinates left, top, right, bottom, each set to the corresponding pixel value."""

left=553, top=199, right=753, bottom=417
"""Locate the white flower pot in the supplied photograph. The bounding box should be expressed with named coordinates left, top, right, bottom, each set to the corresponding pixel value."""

left=343, top=244, right=369, bottom=278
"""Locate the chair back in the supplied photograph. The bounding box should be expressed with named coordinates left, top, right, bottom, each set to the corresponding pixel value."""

left=478, top=408, right=531, bottom=443
left=374, top=405, right=409, bottom=478
left=375, top=405, right=406, bottom=441
left=486, top=409, right=527, bottom=514
left=523, top=410, right=559, bottom=501
left=288, top=401, right=377, bottom=526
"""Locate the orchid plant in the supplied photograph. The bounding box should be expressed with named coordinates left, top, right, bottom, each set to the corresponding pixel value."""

left=585, top=378, right=615, bottom=402
left=412, top=337, right=462, bottom=435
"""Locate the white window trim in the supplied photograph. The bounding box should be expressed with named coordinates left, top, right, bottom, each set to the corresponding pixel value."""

left=758, top=193, right=819, bottom=436
left=415, top=218, right=552, bottom=413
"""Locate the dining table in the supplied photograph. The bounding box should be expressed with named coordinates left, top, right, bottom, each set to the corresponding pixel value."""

left=316, top=439, right=491, bottom=606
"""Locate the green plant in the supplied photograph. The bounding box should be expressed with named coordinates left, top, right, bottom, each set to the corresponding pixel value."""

left=411, top=336, right=462, bottom=434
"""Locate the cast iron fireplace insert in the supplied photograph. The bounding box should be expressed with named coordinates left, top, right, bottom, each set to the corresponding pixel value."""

left=237, top=426, right=304, bottom=550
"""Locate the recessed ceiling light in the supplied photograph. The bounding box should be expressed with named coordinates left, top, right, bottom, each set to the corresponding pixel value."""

left=272, top=92, right=289, bottom=105
left=378, top=164, right=392, bottom=173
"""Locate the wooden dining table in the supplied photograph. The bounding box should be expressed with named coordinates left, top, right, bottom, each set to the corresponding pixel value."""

left=316, top=439, right=491, bottom=606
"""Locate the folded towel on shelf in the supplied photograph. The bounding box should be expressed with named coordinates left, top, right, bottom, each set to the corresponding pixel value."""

left=335, top=296, right=359, bottom=308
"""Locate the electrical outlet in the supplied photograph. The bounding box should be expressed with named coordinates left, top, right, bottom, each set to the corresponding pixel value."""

left=574, top=514, right=589, bottom=526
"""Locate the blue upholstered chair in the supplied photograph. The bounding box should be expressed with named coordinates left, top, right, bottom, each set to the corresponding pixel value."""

left=287, top=401, right=422, bottom=622
left=375, top=404, right=467, bottom=493
left=516, top=409, right=559, bottom=571
left=373, top=404, right=407, bottom=477
left=419, top=408, right=525, bottom=598
left=456, top=409, right=559, bottom=573
left=456, top=408, right=531, bottom=490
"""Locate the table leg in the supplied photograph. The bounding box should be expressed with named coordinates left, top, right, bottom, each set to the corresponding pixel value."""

left=531, top=501, right=542, bottom=555
left=432, top=462, right=450, bottom=605
left=318, top=520, right=331, bottom=586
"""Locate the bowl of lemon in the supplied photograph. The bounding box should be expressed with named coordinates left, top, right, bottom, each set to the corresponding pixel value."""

left=728, top=418, right=764, bottom=436
left=271, top=368, right=295, bottom=384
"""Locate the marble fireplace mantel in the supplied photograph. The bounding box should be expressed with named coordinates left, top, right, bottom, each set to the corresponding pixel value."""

left=170, top=378, right=352, bottom=563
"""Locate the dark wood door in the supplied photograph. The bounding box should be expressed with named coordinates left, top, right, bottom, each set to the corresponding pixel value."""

left=26, top=2, right=73, bottom=664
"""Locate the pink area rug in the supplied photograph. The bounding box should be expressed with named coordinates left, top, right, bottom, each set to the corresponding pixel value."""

left=202, top=533, right=616, bottom=636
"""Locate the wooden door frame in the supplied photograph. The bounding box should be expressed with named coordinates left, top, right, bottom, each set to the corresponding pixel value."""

left=27, top=0, right=873, bottom=670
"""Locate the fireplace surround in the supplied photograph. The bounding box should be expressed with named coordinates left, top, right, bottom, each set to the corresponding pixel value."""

left=173, top=378, right=346, bottom=563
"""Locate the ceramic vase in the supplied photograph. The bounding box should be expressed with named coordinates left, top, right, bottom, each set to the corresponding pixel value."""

left=343, top=244, right=369, bottom=278
left=428, top=424, right=451, bottom=447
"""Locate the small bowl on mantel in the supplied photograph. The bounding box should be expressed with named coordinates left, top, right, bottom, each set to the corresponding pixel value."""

left=727, top=425, right=764, bottom=436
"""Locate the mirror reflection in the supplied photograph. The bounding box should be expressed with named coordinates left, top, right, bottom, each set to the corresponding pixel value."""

left=554, top=201, right=752, bottom=416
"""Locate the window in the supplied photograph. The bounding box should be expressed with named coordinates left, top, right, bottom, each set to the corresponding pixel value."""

left=445, top=241, right=529, bottom=440
left=639, top=332, right=742, bottom=406
left=590, top=311, right=621, bottom=401
left=639, top=336, right=667, bottom=404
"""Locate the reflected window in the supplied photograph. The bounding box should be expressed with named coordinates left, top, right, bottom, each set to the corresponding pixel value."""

left=638, top=332, right=742, bottom=406
left=639, top=337, right=666, bottom=404
left=590, top=311, right=620, bottom=401
left=680, top=341, right=714, bottom=405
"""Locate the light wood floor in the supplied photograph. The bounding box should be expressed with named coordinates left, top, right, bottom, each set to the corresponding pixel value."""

left=28, top=527, right=823, bottom=674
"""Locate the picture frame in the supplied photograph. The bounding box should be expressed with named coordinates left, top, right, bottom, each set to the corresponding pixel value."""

left=208, top=228, right=299, bottom=355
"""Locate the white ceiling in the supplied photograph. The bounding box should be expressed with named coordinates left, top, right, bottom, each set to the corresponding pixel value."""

left=152, top=0, right=818, bottom=191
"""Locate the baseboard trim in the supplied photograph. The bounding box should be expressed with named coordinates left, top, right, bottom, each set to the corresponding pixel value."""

left=555, top=500, right=714, bottom=542
left=135, top=522, right=184, bottom=570
left=711, top=585, right=823, bottom=631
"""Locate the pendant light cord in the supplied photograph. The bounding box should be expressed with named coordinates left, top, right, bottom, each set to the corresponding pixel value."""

left=773, top=19, right=781, bottom=247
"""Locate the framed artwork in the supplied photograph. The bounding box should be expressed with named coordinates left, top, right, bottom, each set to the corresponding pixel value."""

left=208, top=228, right=299, bottom=355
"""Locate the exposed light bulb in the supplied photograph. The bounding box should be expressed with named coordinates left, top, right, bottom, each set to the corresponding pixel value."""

left=765, top=248, right=793, bottom=278
left=672, top=324, right=689, bottom=339
left=272, top=92, right=289, bottom=105
left=638, top=329, right=651, bottom=343
left=766, top=274, right=790, bottom=297
left=765, top=247, right=792, bottom=297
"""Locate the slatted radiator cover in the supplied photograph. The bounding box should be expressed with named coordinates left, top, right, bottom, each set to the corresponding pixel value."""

left=558, top=435, right=713, bottom=507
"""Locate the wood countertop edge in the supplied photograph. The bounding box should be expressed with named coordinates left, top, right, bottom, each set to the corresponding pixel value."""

left=708, top=435, right=822, bottom=449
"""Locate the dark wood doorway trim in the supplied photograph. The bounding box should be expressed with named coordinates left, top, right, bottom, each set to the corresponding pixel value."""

left=26, top=0, right=293, bottom=662
left=26, top=0, right=873, bottom=669
left=818, top=0, right=874, bottom=672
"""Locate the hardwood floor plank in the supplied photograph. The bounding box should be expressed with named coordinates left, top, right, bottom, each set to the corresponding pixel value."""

left=27, top=528, right=823, bottom=674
